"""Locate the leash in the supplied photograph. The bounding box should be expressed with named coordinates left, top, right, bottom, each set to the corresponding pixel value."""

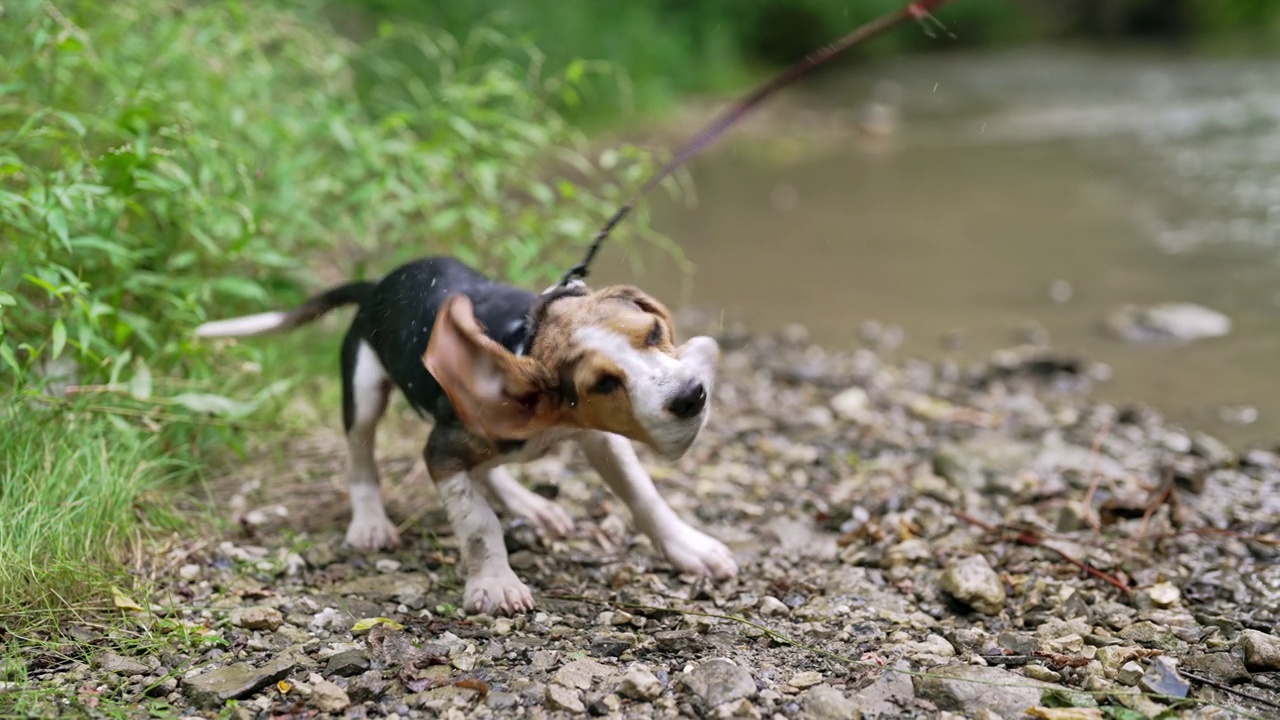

left=555, top=0, right=959, bottom=290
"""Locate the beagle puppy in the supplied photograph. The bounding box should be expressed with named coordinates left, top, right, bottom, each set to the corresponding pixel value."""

left=196, top=257, right=737, bottom=615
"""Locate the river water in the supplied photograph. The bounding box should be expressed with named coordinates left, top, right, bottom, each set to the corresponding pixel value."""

left=593, top=45, right=1280, bottom=450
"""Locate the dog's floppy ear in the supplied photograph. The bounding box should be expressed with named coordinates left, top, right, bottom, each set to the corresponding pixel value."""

left=424, top=294, right=558, bottom=440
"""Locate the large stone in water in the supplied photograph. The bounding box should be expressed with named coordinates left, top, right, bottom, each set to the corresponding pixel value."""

left=1105, top=303, right=1230, bottom=344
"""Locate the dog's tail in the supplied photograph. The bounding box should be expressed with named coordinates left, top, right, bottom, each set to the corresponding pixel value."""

left=194, top=281, right=375, bottom=339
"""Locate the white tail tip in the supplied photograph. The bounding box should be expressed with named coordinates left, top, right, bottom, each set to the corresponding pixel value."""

left=194, top=311, right=292, bottom=338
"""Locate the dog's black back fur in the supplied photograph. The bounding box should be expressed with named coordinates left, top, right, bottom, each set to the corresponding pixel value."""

left=339, top=257, right=537, bottom=432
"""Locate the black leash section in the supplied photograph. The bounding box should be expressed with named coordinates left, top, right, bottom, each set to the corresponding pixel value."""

left=556, top=0, right=960, bottom=289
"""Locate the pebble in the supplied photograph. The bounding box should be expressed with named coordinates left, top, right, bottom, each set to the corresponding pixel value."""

left=94, top=652, right=151, bottom=676
left=758, top=596, right=789, bottom=617
left=326, top=650, right=371, bottom=677
left=230, top=606, right=284, bottom=632
left=1139, top=656, right=1189, bottom=698
left=801, top=685, right=859, bottom=720
left=546, top=683, right=585, bottom=713
left=619, top=667, right=664, bottom=701
left=1148, top=581, right=1181, bottom=607
left=682, top=658, right=758, bottom=708
left=310, top=678, right=350, bottom=713
left=787, top=671, right=823, bottom=689
left=939, top=554, right=1006, bottom=615
left=181, top=656, right=296, bottom=709
left=1117, top=661, right=1145, bottom=685
left=1239, top=629, right=1280, bottom=669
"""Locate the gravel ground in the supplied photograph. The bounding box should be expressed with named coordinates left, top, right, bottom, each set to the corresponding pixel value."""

left=18, top=311, right=1280, bottom=719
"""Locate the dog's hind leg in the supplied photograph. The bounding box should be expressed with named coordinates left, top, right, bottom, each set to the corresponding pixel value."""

left=341, top=333, right=400, bottom=551
left=474, top=467, right=575, bottom=539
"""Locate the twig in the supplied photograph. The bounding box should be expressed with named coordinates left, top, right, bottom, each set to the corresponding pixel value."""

left=1083, top=416, right=1114, bottom=534
left=1181, top=669, right=1280, bottom=712
left=1137, top=468, right=1176, bottom=540
left=952, top=510, right=1131, bottom=594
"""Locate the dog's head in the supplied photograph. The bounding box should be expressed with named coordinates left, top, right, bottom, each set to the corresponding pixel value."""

left=424, top=284, right=718, bottom=459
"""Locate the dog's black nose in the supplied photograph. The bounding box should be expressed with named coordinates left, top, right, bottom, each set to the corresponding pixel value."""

left=667, top=380, right=707, bottom=419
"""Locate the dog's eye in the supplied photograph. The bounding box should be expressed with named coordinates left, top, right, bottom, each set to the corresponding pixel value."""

left=645, top=320, right=664, bottom=347
left=590, top=374, right=622, bottom=395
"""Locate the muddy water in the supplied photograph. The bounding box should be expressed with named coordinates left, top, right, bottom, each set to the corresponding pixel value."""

left=593, top=46, right=1280, bottom=449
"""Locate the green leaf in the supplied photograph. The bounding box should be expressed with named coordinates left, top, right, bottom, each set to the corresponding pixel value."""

left=46, top=207, right=70, bottom=250
left=0, top=291, right=15, bottom=307
left=211, top=277, right=268, bottom=302
left=350, top=617, right=403, bottom=635
left=1099, top=708, right=1147, bottom=720
left=0, top=343, right=20, bottom=375
left=51, top=319, right=67, bottom=360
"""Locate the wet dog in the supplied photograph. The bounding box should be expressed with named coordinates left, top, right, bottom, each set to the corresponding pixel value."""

left=196, top=257, right=737, bottom=615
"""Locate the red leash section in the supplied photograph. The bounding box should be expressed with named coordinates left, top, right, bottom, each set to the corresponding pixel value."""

left=557, top=0, right=960, bottom=288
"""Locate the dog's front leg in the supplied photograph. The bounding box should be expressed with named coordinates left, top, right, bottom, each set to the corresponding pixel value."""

left=426, top=427, right=534, bottom=616
left=578, top=431, right=738, bottom=579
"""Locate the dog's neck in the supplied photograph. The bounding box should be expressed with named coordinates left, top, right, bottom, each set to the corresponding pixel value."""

left=513, top=280, right=590, bottom=357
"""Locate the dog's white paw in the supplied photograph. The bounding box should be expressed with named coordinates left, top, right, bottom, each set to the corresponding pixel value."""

left=463, top=570, right=534, bottom=616
left=345, top=514, right=401, bottom=551
left=656, top=524, right=738, bottom=580
left=511, top=494, right=575, bottom=539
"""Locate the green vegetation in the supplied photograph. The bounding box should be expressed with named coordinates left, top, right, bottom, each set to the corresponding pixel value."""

left=0, top=0, right=678, bottom=632
left=326, top=0, right=1026, bottom=125
left=0, top=409, right=188, bottom=629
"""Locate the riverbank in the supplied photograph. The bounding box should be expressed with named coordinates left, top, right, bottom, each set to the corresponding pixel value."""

left=11, top=312, right=1279, bottom=718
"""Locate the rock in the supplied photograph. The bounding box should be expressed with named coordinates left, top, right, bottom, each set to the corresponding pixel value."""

left=1104, top=303, right=1230, bottom=344
left=939, top=554, right=1006, bottom=615
left=851, top=664, right=914, bottom=717
left=1239, top=629, right=1280, bottom=669
left=347, top=669, right=389, bottom=703
left=933, top=438, right=1037, bottom=493
left=546, top=683, right=585, bottom=713
left=94, top=652, right=151, bottom=676
left=1180, top=653, right=1251, bottom=684
left=1139, top=657, right=1189, bottom=698
left=801, top=685, right=861, bottom=720
left=310, top=679, right=350, bottom=713
left=1148, top=582, right=1181, bottom=608
left=1024, top=665, right=1060, bottom=682
left=326, top=650, right=371, bottom=677
left=914, top=665, right=1052, bottom=717
left=330, top=572, right=431, bottom=603
left=681, top=658, right=757, bottom=708
left=230, top=606, right=284, bottom=631
left=788, top=671, right=824, bottom=690
left=655, top=630, right=703, bottom=653
left=1118, top=621, right=1183, bottom=651
left=181, top=656, right=296, bottom=709
left=619, top=667, right=664, bottom=701
left=759, top=596, right=789, bottom=617
left=551, top=658, right=613, bottom=690
left=1117, top=661, right=1145, bottom=685
left=830, top=387, right=871, bottom=420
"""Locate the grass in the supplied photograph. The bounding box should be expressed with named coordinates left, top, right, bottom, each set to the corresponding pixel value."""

left=0, top=404, right=191, bottom=631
